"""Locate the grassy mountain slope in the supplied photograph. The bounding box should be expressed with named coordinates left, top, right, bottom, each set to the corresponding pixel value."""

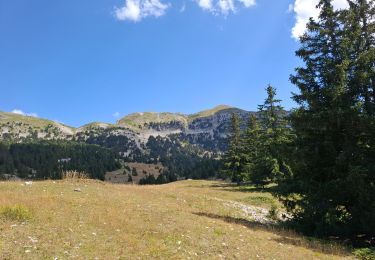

left=188, top=104, right=235, bottom=121
left=77, top=122, right=115, bottom=131
left=0, top=112, right=75, bottom=138
left=0, top=180, right=352, bottom=259
left=117, top=112, right=188, bottom=129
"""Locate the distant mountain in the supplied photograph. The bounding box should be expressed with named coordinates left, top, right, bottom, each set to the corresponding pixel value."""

left=0, top=105, right=260, bottom=181
left=0, top=105, right=255, bottom=158
left=0, top=112, right=75, bottom=140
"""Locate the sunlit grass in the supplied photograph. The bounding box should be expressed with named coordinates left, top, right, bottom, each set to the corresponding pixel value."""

left=0, top=180, right=353, bottom=259
left=0, top=204, right=32, bottom=222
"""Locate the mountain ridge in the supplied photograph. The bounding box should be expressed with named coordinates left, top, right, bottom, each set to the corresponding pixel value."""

left=0, top=104, right=248, bottom=130
left=0, top=105, right=256, bottom=161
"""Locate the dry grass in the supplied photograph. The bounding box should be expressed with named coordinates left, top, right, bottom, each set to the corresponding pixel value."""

left=105, top=163, right=163, bottom=184
left=0, top=180, right=354, bottom=259
left=62, top=171, right=89, bottom=182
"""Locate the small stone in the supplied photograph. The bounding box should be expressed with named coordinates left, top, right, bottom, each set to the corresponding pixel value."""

left=74, top=188, right=81, bottom=192
left=28, top=236, right=38, bottom=243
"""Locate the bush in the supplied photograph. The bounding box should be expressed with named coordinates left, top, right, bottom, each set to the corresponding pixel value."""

left=0, top=204, right=32, bottom=222
left=353, top=248, right=375, bottom=260
left=132, top=168, right=138, bottom=176
left=267, top=204, right=279, bottom=221
left=62, top=171, right=89, bottom=181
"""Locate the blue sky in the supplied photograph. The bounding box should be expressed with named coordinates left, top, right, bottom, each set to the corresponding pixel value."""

left=0, top=0, right=342, bottom=127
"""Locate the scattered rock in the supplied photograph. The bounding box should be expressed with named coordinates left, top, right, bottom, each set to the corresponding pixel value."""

left=28, top=236, right=38, bottom=243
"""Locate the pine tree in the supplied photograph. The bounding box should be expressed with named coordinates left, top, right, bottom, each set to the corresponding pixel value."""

left=245, top=85, right=291, bottom=187
left=242, top=114, right=264, bottom=185
left=276, top=0, right=375, bottom=237
left=222, top=113, right=244, bottom=183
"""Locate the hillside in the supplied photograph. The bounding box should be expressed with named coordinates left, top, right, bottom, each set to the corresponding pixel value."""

left=0, top=106, right=255, bottom=181
left=188, top=105, right=234, bottom=121
left=0, top=180, right=352, bottom=259
left=117, top=112, right=188, bottom=130
left=0, top=105, right=254, bottom=155
left=0, top=112, right=75, bottom=140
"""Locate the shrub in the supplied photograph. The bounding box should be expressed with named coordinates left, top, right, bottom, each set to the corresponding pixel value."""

left=353, top=248, right=375, bottom=260
left=62, top=171, right=89, bottom=182
left=132, top=168, right=138, bottom=176
left=267, top=204, right=279, bottom=221
left=0, top=204, right=32, bottom=222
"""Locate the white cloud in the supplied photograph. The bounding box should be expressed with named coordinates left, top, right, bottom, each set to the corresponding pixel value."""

left=238, top=0, right=255, bottom=8
left=218, top=0, right=235, bottom=15
left=11, top=109, right=38, bottom=118
left=197, top=0, right=214, bottom=10
left=291, top=0, right=350, bottom=40
left=115, top=0, right=170, bottom=22
left=195, top=0, right=255, bottom=14
left=287, top=3, right=294, bottom=13
left=180, top=2, right=186, bottom=12
left=112, top=112, right=121, bottom=118
left=114, top=0, right=255, bottom=22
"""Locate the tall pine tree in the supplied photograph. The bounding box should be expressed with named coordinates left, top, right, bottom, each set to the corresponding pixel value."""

left=243, top=86, right=291, bottom=187
left=276, top=0, right=375, bottom=238
left=222, top=113, right=244, bottom=183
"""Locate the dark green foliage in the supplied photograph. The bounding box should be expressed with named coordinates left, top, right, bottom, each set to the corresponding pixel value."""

left=76, top=128, right=143, bottom=161
left=139, top=174, right=156, bottom=185
left=228, top=86, right=292, bottom=187
left=128, top=174, right=133, bottom=182
left=144, top=135, right=221, bottom=181
left=0, top=141, right=120, bottom=180
left=275, top=0, right=375, bottom=239
left=353, top=247, right=375, bottom=260
left=247, top=85, right=292, bottom=187
left=138, top=172, right=176, bottom=185
left=222, top=113, right=244, bottom=183
left=132, top=167, right=138, bottom=176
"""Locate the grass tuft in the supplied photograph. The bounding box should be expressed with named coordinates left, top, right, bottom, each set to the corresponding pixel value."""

left=62, top=170, right=89, bottom=182
left=0, top=204, right=32, bottom=222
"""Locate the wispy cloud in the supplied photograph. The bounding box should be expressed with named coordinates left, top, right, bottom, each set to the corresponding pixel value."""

left=180, top=2, right=186, bottom=13
left=196, top=0, right=255, bottom=15
left=114, top=0, right=255, bottom=22
left=112, top=112, right=121, bottom=118
left=291, top=0, right=349, bottom=40
left=114, top=0, right=170, bottom=22
left=11, top=109, right=38, bottom=118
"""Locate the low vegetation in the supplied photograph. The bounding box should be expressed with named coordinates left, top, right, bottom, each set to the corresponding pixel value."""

left=0, top=204, right=32, bottom=222
left=0, top=180, right=354, bottom=259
